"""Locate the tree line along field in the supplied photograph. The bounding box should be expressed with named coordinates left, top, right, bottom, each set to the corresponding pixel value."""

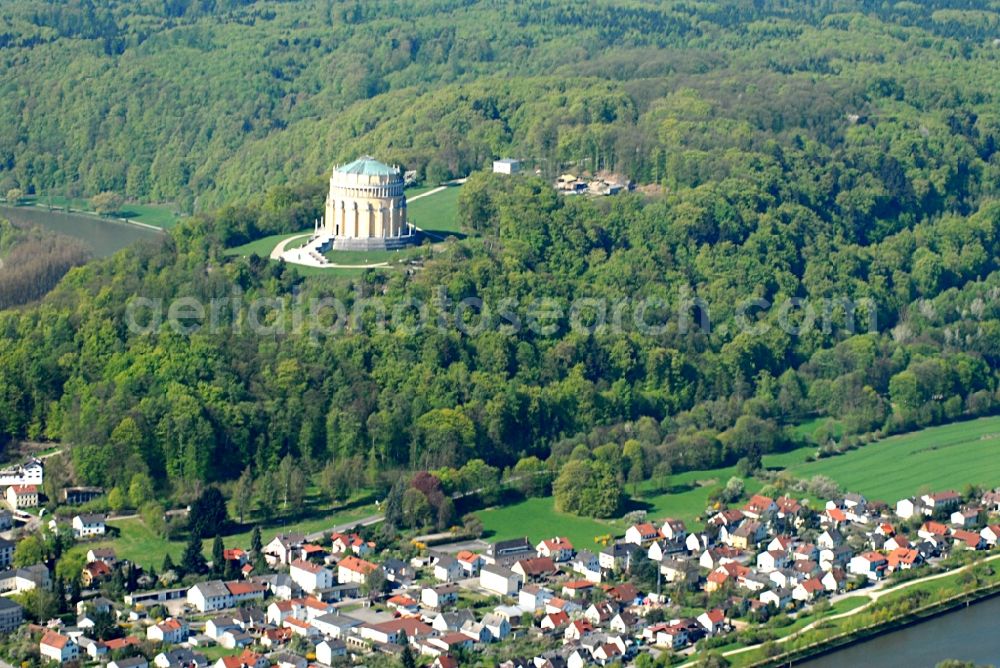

left=477, top=416, right=1000, bottom=547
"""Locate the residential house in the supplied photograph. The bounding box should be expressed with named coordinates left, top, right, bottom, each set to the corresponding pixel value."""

left=849, top=552, right=888, bottom=580
left=330, top=533, right=375, bottom=557
left=742, top=495, right=776, bottom=520
left=536, top=537, right=575, bottom=562
left=40, top=632, right=78, bottom=664
left=0, top=598, right=22, bottom=633
left=519, top=585, right=554, bottom=612
left=822, top=568, right=848, bottom=592
left=698, top=609, right=726, bottom=635
left=584, top=602, right=618, bottom=626
left=214, top=650, right=268, bottom=668
left=422, top=583, right=460, bottom=609
left=895, top=497, right=923, bottom=519
left=360, top=618, right=433, bottom=645
left=205, top=615, right=240, bottom=640
left=147, top=618, right=188, bottom=644
left=561, top=580, right=595, bottom=599
left=72, top=513, right=106, bottom=538
left=760, top=587, right=793, bottom=609
left=85, top=548, right=117, bottom=567
left=154, top=649, right=208, bottom=668
left=598, top=542, right=640, bottom=572
left=921, top=491, right=962, bottom=515
left=109, top=658, right=148, bottom=668
left=81, top=561, right=112, bottom=588
left=886, top=548, right=922, bottom=572
left=624, top=523, right=660, bottom=546
left=540, top=611, right=570, bottom=631
left=6, top=484, right=39, bottom=509
left=480, top=565, right=522, bottom=596
left=485, top=537, right=534, bottom=567
left=337, top=556, right=379, bottom=584
left=610, top=611, right=638, bottom=634
left=952, top=529, right=986, bottom=551
left=570, top=550, right=602, bottom=582
left=564, top=619, right=593, bottom=643
left=817, top=529, right=843, bottom=550
left=264, top=533, right=305, bottom=566
left=951, top=508, right=981, bottom=529
left=756, top=550, right=788, bottom=573
left=728, top=521, right=764, bottom=550
left=456, top=550, right=484, bottom=576
left=289, top=559, right=334, bottom=594
left=660, top=518, right=687, bottom=541
left=482, top=612, right=511, bottom=641
left=980, top=524, right=1000, bottom=547
left=431, top=610, right=475, bottom=633
left=793, top=577, right=826, bottom=602
left=316, top=639, right=348, bottom=666
left=512, top=556, right=558, bottom=582
left=433, top=555, right=463, bottom=582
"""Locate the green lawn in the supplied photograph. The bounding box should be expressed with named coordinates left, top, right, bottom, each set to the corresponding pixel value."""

left=31, top=194, right=182, bottom=229
left=408, top=185, right=462, bottom=237
left=224, top=231, right=309, bottom=257
left=323, top=245, right=428, bottom=265
left=477, top=465, right=764, bottom=548
left=785, top=416, right=1000, bottom=502
left=477, top=497, right=620, bottom=550
left=83, top=490, right=379, bottom=569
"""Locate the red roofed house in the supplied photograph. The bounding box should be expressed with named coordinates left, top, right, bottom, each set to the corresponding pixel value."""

left=849, top=552, right=888, bottom=580
left=952, top=530, right=986, bottom=551
left=360, top=618, right=432, bottom=645
left=512, top=556, right=558, bottom=581
left=331, top=532, right=372, bottom=557
left=560, top=580, right=595, bottom=599
left=793, top=577, right=826, bottom=602
left=456, top=550, right=484, bottom=576
left=215, top=650, right=268, bottom=668
left=564, top=619, right=593, bottom=642
left=81, top=560, right=113, bottom=587
left=886, top=548, right=922, bottom=571
left=338, top=556, right=379, bottom=584
left=921, top=491, right=962, bottom=515
left=918, top=521, right=950, bottom=542
left=697, top=608, right=726, bottom=635
left=742, top=495, right=776, bottom=520
left=536, top=537, right=575, bottom=562
left=540, top=611, right=570, bottom=630
left=40, top=632, right=78, bottom=664
left=6, top=484, right=39, bottom=509
left=147, top=617, right=188, bottom=644
left=289, top=559, right=334, bottom=593
left=624, top=523, right=660, bottom=545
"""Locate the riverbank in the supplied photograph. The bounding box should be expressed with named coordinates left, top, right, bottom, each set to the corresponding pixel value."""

left=701, top=552, right=1000, bottom=668
left=0, top=205, right=161, bottom=258
left=784, top=583, right=1000, bottom=668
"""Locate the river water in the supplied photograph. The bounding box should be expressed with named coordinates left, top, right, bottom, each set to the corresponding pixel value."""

left=0, top=205, right=160, bottom=257
left=800, top=595, right=1000, bottom=667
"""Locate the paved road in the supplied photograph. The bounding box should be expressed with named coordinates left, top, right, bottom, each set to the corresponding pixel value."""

left=304, top=513, right=384, bottom=543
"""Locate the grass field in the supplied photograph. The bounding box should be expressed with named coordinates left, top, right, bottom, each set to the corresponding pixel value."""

left=82, top=489, right=379, bottom=569
left=786, top=416, right=1000, bottom=501
left=408, top=184, right=462, bottom=237
left=322, top=245, right=428, bottom=265
left=478, top=464, right=765, bottom=548
left=224, top=231, right=308, bottom=257
left=29, top=194, right=181, bottom=229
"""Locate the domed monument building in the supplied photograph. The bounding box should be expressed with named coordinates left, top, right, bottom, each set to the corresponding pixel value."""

left=319, top=156, right=417, bottom=251
left=275, top=156, right=419, bottom=267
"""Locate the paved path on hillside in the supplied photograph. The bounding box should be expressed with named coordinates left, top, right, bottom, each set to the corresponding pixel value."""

left=677, top=552, right=1000, bottom=666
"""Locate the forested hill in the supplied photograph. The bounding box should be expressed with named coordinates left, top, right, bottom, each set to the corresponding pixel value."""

left=0, top=0, right=997, bottom=212
left=0, top=1, right=999, bottom=512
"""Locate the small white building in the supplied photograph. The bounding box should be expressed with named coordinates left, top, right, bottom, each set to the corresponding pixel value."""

left=72, top=513, right=107, bottom=538
left=40, top=632, right=78, bottom=664
left=480, top=565, right=522, bottom=596
left=316, top=639, right=347, bottom=666
left=289, top=559, right=333, bottom=594
left=147, top=618, right=188, bottom=644
left=492, top=159, right=521, bottom=175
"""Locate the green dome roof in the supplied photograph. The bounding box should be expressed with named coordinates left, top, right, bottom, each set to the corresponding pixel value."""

left=337, top=155, right=398, bottom=177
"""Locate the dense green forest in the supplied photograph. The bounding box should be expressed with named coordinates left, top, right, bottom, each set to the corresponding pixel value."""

left=0, top=0, right=999, bottom=512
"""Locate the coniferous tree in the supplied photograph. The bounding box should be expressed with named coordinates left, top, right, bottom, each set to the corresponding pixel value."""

left=162, top=553, right=176, bottom=573
left=181, top=533, right=207, bottom=576
left=212, top=535, right=225, bottom=576
left=250, top=526, right=263, bottom=554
